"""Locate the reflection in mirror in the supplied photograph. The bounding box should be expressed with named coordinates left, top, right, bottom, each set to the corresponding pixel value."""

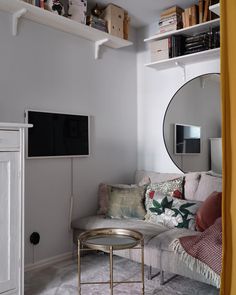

left=163, top=74, right=221, bottom=173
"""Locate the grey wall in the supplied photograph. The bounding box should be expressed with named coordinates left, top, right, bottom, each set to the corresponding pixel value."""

left=0, top=11, right=137, bottom=265
left=163, top=74, right=221, bottom=172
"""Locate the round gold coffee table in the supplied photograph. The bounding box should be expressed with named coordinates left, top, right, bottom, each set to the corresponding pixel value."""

left=78, top=228, right=144, bottom=295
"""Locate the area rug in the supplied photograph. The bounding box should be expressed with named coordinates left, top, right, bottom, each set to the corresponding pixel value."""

left=25, top=253, right=219, bottom=295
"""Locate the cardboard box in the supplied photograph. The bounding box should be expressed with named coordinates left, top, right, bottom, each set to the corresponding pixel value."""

left=101, top=4, right=124, bottom=38
left=149, top=39, right=170, bottom=62
left=70, top=0, right=87, bottom=24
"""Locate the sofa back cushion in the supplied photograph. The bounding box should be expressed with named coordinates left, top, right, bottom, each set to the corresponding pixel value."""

left=184, top=172, right=201, bottom=200
left=135, top=170, right=182, bottom=184
left=135, top=170, right=201, bottom=200
left=193, top=173, right=222, bottom=202
left=106, top=186, right=146, bottom=219
left=196, top=191, right=222, bottom=231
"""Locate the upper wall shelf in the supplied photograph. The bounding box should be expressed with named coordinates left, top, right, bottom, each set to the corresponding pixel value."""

left=144, top=19, right=220, bottom=43
left=209, top=3, right=220, bottom=16
left=0, top=0, right=133, bottom=59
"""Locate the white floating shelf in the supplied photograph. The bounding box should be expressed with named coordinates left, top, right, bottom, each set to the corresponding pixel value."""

left=0, top=0, right=132, bottom=58
left=209, top=3, right=220, bottom=16
left=144, top=19, right=220, bottom=43
left=145, top=48, right=220, bottom=70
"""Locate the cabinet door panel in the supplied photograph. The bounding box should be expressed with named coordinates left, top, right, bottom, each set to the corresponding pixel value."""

left=0, top=152, right=19, bottom=293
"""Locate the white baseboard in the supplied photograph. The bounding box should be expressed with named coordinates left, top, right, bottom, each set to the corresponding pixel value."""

left=25, top=252, right=73, bottom=272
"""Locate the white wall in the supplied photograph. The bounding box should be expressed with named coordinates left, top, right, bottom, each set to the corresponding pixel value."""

left=0, top=11, right=137, bottom=265
left=137, top=25, right=220, bottom=173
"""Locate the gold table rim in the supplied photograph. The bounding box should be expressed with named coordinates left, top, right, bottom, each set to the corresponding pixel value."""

left=78, top=228, right=144, bottom=251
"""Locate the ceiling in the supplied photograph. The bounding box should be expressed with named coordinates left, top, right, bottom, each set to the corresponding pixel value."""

left=88, top=0, right=198, bottom=28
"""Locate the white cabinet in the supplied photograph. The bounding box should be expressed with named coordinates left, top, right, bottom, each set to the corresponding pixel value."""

left=0, top=152, right=19, bottom=294
left=0, top=123, right=31, bottom=295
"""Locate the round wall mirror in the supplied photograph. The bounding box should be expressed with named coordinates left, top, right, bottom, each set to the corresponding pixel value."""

left=163, top=73, right=221, bottom=173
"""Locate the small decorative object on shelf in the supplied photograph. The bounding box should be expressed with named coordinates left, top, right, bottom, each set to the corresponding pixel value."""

left=49, top=0, right=71, bottom=17
left=159, top=6, right=184, bottom=33
left=91, top=3, right=103, bottom=17
left=86, top=15, right=107, bottom=32
left=101, top=4, right=125, bottom=39
left=70, top=0, right=87, bottom=24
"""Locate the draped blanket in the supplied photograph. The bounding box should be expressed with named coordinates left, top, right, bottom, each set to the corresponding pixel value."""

left=171, top=217, right=222, bottom=288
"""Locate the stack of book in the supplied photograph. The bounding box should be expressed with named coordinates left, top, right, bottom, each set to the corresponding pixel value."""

left=86, top=15, right=107, bottom=33
left=169, top=35, right=186, bottom=57
left=184, top=33, right=210, bottom=55
left=158, top=6, right=184, bottom=33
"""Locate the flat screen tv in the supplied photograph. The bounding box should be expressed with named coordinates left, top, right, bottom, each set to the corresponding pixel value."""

left=175, top=124, right=201, bottom=154
left=25, top=110, right=90, bottom=158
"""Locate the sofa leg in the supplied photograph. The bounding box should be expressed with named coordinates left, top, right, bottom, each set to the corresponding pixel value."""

left=148, top=266, right=152, bottom=280
left=160, top=270, right=164, bottom=285
left=147, top=266, right=160, bottom=280
left=160, top=270, right=178, bottom=285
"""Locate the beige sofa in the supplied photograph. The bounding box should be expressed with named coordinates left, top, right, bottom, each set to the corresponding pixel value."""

left=71, top=170, right=222, bottom=288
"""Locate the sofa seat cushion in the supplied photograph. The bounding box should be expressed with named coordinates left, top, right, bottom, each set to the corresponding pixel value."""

left=72, top=215, right=168, bottom=245
left=149, top=228, right=200, bottom=252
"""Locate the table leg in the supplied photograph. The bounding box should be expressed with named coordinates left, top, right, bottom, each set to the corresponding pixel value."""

left=78, top=240, right=81, bottom=295
left=109, top=246, right=113, bottom=295
left=141, top=241, right=145, bottom=295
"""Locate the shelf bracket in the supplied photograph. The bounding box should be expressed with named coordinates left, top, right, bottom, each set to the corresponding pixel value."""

left=12, top=8, right=27, bottom=36
left=95, top=38, right=109, bottom=59
left=175, top=62, right=186, bottom=81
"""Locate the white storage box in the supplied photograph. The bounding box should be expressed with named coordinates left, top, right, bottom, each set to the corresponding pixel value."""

left=149, top=38, right=170, bottom=62
left=70, top=0, right=87, bottom=24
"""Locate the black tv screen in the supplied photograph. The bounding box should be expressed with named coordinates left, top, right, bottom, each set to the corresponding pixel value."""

left=175, top=124, right=201, bottom=154
left=26, top=110, right=90, bottom=158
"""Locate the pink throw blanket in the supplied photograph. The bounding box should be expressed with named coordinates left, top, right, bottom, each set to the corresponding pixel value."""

left=172, top=217, right=222, bottom=288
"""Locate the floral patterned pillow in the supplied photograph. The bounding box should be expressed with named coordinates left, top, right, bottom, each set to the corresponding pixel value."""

left=145, top=193, right=201, bottom=230
left=145, top=177, right=184, bottom=205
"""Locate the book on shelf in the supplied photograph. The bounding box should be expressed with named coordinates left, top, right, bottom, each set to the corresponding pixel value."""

left=182, top=5, right=199, bottom=28
left=199, top=0, right=204, bottom=23
left=160, top=6, right=184, bottom=18
left=203, top=0, right=210, bottom=22
left=159, top=23, right=182, bottom=33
